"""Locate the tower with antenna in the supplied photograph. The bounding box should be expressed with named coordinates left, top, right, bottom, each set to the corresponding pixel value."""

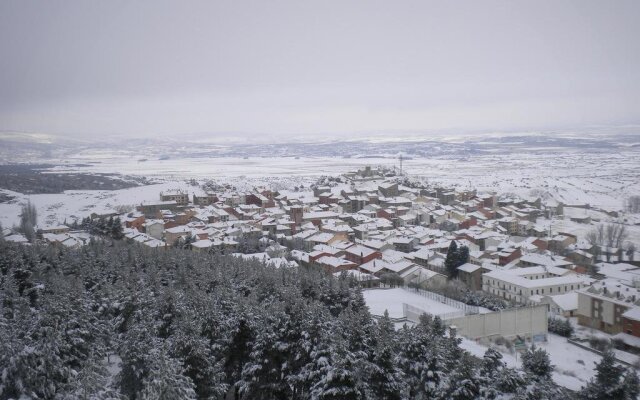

left=399, top=153, right=404, bottom=175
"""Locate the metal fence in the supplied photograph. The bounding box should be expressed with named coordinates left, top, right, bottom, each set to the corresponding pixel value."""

left=403, top=286, right=479, bottom=315
left=403, top=303, right=466, bottom=322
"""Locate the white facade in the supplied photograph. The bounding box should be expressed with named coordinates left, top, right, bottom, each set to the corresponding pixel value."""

left=482, top=267, right=591, bottom=304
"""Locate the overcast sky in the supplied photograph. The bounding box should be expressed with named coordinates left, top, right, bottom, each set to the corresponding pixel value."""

left=1, top=0, right=639, bottom=139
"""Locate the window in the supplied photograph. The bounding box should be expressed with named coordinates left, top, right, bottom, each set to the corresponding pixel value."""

left=536, top=289, right=539, bottom=294
left=550, top=287, right=553, bottom=293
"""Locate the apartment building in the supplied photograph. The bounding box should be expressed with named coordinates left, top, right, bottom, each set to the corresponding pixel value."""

left=482, top=266, right=591, bottom=304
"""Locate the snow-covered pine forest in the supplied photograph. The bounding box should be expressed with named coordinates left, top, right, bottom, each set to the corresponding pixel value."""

left=0, top=240, right=637, bottom=400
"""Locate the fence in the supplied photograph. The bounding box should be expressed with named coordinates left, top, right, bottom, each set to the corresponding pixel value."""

left=403, top=286, right=479, bottom=315
left=403, top=303, right=465, bottom=322
left=567, top=338, right=635, bottom=367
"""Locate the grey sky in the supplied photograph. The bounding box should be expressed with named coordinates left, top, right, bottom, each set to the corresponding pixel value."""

left=1, top=0, right=639, bottom=139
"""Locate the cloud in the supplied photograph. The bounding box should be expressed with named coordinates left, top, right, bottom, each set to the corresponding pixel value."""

left=1, top=0, right=639, bottom=138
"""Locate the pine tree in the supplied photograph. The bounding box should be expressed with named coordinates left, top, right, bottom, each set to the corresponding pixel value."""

left=580, top=348, right=628, bottom=399
left=311, top=343, right=363, bottom=400
left=139, top=349, right=197, bottom=400
left=367, top=343, right=405, bottom=400
left=621, top=368, right=640, bottom=400
left=397, top=315, right=446, bottom=399
left=442, top=353, right=480, bottom=400
left=445, top=240, right=459, bottom=279
left=521, top=345, right=554, bottom=380
left=239, top=309, right=295, bottom=399
left=457, top=245, right=470, bottom=267
left=111, top=217, right=124, bottom=240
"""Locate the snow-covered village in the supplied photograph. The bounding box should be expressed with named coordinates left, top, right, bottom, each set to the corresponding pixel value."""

left=2, top=1, right=640, bottom=399
left=1, top=155, right=639, bottom=397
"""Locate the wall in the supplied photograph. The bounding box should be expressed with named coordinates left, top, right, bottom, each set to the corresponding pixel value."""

left=404, top=304, right=548, bottom=340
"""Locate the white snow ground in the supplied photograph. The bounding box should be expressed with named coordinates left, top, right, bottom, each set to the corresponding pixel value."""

left=363, top=288, right=461, bottom=319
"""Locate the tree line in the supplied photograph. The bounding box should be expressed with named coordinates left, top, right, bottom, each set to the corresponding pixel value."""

left=0, top=240, right=637, bottom=399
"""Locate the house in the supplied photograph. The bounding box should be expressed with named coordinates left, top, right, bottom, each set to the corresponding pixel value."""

left=38, top=225, right=70, bottom=235
left=378, top=182, right=399, bottom=198
left=497, top=217, right=518, bottom=235
left=359, top=239, right=395, bottom=253
left=124, top=213, right=145, bottom=230
left=314, top=256, right=357, bottom=273
left=540, top=292, right=579, bottom=317
left=4, top=233, right=29, bottom=244
left=615, top=307, right=640, bottom=350
left=344, top=245, right=382, bottom=266
left=620, top=307, right=640, bottom=340
left=391, top=237, right=418, bottom=253
left=42, top=233, right=85, bottom=249
left=577, top=280, right=640, bottom=334
left=160, top=190, right=189, bottom=205
left=191, top=239, right=215, bottom=252
left=518, top=254, right=573, bottom=270
left=164, top=226, right=192, bottom=246
left=358, top=258, right=416, bottom=277
left=137, top=201, right=181, bottom=218
left=302, top=211, right=340, bottom=226
left=305, top=232, right=345, bottom=251
left=457, top=263, right=492, bottom=291
left=333, top=270, right=380, bottom=287
left=399, top=265, right=447, bottom=286
left=193, top=192, right=218, bottom=206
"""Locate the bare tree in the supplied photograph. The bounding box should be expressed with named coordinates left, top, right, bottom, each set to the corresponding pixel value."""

left=19, top=200, right=38, bottom=242
left=587, top=223, right=628, bottom=263
left=605, top=223, right=627, bottom=249
left=626, top=243, right=637, bottom=262
left=625, top=195, right=640, bottom=213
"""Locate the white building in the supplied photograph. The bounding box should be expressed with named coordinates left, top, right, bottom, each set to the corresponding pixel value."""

left=482, top=266, right=592, bottom=304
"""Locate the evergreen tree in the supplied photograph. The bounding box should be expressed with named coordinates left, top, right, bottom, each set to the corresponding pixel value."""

left=457, top=245, right=470, bottom=267
left=367, top=342, right=404, bottom=400
left=239, top=309, right=295, bottom=399
left=139, top=349, right=197, bottom=400
left=111, top=217, right=124, bottom=240
left=580, top=348, right=633, bottom=399
left=621, top=368, right=640, bottom=400
left=397, top=315, right=445, bottom=399
left=444, top=240, right=459, bottom=279
left=0, top=240, right=572, bottom=399
left=311, top=343, right=363, bottom=400
left=441, top=353, right=480, bottom=400
left=521, top=345, right=554, bottom=380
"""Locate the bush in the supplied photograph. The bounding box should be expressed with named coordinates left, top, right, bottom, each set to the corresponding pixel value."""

left=588, top=336, right=611, bottom=352
left=547, top=317, right=573, bottom=337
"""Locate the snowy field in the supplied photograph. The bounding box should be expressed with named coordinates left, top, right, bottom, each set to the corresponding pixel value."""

left=362, top=288, right=461, bottom=319
left=43, top=148, right=640, bottom=212
left=0, top=145, right=638, bottom=239
left=0, top=182, right=195, bottom=228
left=460, top=334, right=597, bottom=391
